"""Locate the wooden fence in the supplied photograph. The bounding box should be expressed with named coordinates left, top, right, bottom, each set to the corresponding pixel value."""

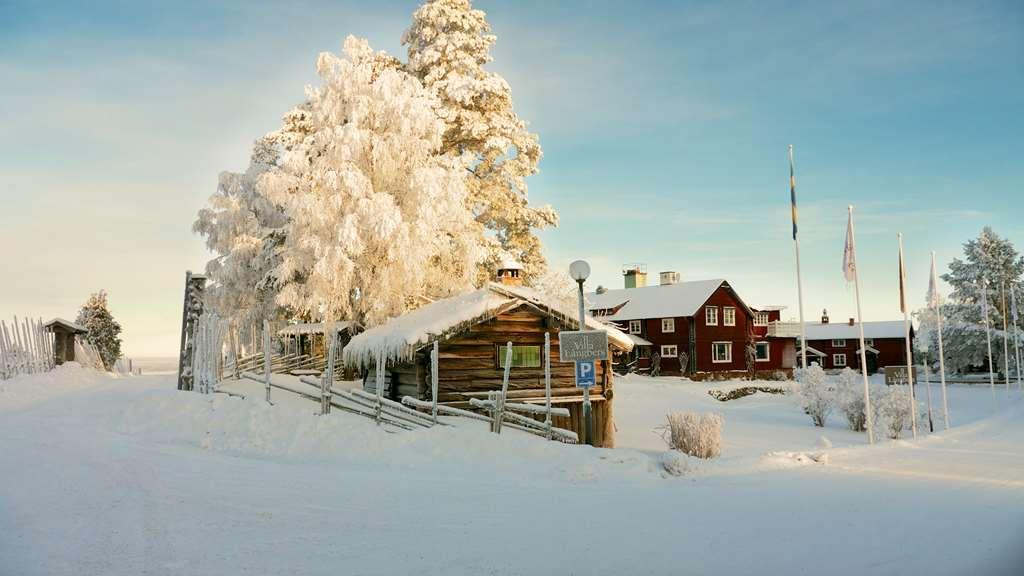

left=0, top=316, right=55, bottom=380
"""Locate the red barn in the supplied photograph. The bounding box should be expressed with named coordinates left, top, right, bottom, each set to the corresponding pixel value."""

left=588, top=272, right=796, bottom=379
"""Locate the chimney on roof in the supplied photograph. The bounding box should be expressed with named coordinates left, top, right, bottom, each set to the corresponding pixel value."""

left=596, top=285, right=607, bottom=294
left=848, top=317, right=855, bottom=326
left=496, top=259, right=524, bottom=286
left=821, top=309, right=829, bottom=324
left=659, top=271, right=680, bottom=285
left=623, top=264, right=647, bottom=288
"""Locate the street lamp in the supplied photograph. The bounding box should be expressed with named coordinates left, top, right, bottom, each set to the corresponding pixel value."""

left=569, top=259, right=594, bottom=445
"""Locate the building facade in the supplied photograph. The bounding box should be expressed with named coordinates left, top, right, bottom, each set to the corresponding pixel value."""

left=773, top=310, right=912, bottom=373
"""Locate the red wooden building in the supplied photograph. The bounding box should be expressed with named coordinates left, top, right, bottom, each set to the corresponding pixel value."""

left=777, top=310, right=912, bottom=373
left=588, top=270, right=796, bottom=379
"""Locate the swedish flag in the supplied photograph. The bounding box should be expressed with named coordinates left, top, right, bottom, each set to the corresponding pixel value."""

left=789, top=145, right=798, bottom=240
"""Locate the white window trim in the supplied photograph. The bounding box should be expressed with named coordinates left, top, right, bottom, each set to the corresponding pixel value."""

left=833, top=353, right=847, bottom=367
left=661, top=318, right=675, bottom=333
left=706, top=306, right=719, bottom=326
left=629, top=320, right=642, bottom=334
left=723, top=307, right=736, bottom=327
left=832, top=339, right=847, bottom=347
left=753, top=312, right=769, bottom=326
left=864, top=338, right=874, bottom=346
left=660, top=345, right=678, bottom=357
left=755, top=341, right=770, bottom=362
left=712, top=341, right=732, bottom=364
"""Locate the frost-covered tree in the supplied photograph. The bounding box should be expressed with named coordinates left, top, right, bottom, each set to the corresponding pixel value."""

left=796, top=364, right=833, bottom=427
left=76, top=290, right=122, bottom=371
left=835, top=368, right=866, bottom=431
left=193, top=136, right=288, bottom=328
left=403, top=0, right=558, bottom=282
left=919, top=228, right=1024, bottom=373
left=260, top=36, right=483, bottom=327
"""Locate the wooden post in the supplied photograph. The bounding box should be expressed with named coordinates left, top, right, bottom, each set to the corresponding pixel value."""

left=322, top=322, right=337, bottom=415
left=431, top=341, right=439, bottom=424
left=263, top=320, right=272, bottom=404
left=544, top=331, right=552, bottom=440
left=494, top=342, right=513, bottom=434
left=375, top=354, right=385, bottom=425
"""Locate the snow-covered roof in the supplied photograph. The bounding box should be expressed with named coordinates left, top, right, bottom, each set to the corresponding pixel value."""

left=278, top=322, right=353, bottom=336
left=343, top=283, right=633, bottom=368
left=797, top=345, right=826, bottom=357
left=624, top=333, right=653, bottom=347
left=756, top=305, right=787, bottom=312
left=857, top=344, right=881, bottom=355
left=792, top=321, right=909, bottom=341
left=586, top=279, right=743, bottom=321
left=498, top=257, right=523, bottom=270
left=44, top=318, right=87, bottom=333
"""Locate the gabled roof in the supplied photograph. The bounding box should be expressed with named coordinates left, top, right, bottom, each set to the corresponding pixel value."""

left=797, top=345, right=826, bottom=357
left=586, top=279, right=752, bottom=321
left=342, top=283, right=633, bottom=368
left=44, top=318, right=87, bottom=333
left=278, top=322, right=353, bottom=336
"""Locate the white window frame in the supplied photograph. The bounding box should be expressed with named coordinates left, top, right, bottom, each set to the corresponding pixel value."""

left=864, top=338, right=874, bottom=346
left=753, top=311, right=769, bottom=326
left=832, top=339, right=847, bottom=347
left=629, top=320, right=642, bottom=334
left=755, top=341, right=770, bottom=362
left=705, top=306, right=719, bottom=326
left=712, top=341, right=732, bottom=364
left=833, top=353, right=847, bottom=367
left=723, top=307, right=736, bottom=326
left=660, top=344, right=678, bottom=357
left=661, top=318, right=675, bottom=333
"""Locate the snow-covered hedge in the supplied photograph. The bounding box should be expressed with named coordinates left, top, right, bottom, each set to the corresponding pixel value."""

left=796, top=364, right=833, bottom=427
left=663, top=412, right=723, bottom=459
left=835, top=368, right=867, bottom=432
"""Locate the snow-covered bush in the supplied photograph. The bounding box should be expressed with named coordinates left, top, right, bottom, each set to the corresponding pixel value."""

left=771, top=370, right=789, bottom=381
left=835, top=368, right=867, bottom=432
left=663, top=412, right=723, bottom=459
left=658, top=450, right=695, bottom=477
left=874, top=385, right=914, bottom=440
left=795, top=364, right=834, bottom=427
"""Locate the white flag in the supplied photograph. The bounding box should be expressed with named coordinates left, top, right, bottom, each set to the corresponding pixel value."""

left=980, top=280, right=990, bottom=321
left=927, top=258, right=941, bottom=308
left=843, top=210, right=857, bottom=282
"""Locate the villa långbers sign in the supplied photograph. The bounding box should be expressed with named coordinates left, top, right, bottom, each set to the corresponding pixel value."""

left=558, top=330, right=609, bottom=362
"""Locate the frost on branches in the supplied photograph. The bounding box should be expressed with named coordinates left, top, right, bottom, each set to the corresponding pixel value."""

left=916, top=227, right=1024, bottom=374
left=403, top=0, right=558, bottom=283
left=795, top=364, right=833, bottom=427
left=75, top=290, right=122, bottom=371
left=259, top=37, right=483, bottom=328
left=193, top=136, right=287, bottom=328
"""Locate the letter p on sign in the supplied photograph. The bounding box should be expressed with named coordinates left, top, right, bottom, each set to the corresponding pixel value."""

left=575, top=360, right=596, bottom=388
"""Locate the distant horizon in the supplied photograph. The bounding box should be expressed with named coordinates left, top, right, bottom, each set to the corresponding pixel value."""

left=2, top=0, right=1021, bottom=356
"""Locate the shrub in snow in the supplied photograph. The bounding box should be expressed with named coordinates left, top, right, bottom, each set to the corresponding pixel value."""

left=771, top=370, right=789, bottom=381
left=835, top=368, right=867, bottom=432
left=659, top=450, right=694, bottom=477
left=795, top=364, right=834, bottom=427
left=874, top=385, right=916, bottom=440
left=663, top=412, right=723, bottom=459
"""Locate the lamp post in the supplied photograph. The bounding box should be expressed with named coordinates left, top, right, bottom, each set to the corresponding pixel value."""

left=569, top=260, right=594, bottom=445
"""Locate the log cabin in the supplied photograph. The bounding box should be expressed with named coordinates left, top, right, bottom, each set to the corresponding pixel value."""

left=341, top=265, right=633, bottom=447
left=587, top=268, right=797, bottom=379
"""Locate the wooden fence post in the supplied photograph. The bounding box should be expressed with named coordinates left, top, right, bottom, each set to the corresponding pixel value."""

left=431, top=341, right=439, bottom=424
left=544, top=331, right=552, bottom=440
left=494, top=342, right=513, bottom=434
left=263, top=320, right=272, bottom=404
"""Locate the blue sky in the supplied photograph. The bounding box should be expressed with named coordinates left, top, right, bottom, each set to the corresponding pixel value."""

left=1, top=0, right=1021, bottom=356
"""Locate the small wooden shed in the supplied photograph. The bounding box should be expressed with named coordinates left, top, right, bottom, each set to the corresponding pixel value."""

left=342, top=282, right=634, bottom=447
left=278, top=322, right=353, bottom=358
left=44, top=318, right=88, bottom=365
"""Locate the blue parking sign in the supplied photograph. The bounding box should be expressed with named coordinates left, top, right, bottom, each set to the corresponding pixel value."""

left=575, top=360, right=596, bottom=388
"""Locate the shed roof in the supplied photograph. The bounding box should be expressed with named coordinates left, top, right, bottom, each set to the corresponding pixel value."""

left=792, top=321, right=908, bottom=340
left=343, top=283, right=633, bottom=368
left=44, top=318, right=87, bottom=333
left=586, top=279, right=752, bottom=321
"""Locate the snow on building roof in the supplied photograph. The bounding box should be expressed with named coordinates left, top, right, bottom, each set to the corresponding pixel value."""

left=278, top=322, right=353, bottom=336
left=498, top=257, right=523, bottom=270
left=797, top=345, right=826, bottom=357
left=857, top=344, right=881, bottom=355
left=756, top=305, right=787, bottom=312
left=44, top=318, right=87, bottom=333
left=343, top=283, right=633, bottom=368
left=624, top=333, right=653, bottom=347
left=796, top=321, right=908, bottom=341
left=586, top=278, right=738, bottom=321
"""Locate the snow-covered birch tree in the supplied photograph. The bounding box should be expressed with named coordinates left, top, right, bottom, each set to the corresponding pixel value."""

left=917, top=227, right=1024, bottom=373
left=403, top=0, right=558, bottom=283
left=260, top=36, right=483, bottom=328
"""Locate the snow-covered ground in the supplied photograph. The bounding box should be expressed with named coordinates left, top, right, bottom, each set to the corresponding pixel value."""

left=2, top=366, right=1022, bottom=575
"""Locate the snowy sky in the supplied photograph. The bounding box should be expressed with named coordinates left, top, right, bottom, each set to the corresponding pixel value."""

left=1, top=0, right=1021, bottom=357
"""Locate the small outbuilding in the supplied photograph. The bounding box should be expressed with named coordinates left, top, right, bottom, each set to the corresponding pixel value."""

left=44, top=318, right=88, bottom=365
left=342, top=279, right=633, bottom=447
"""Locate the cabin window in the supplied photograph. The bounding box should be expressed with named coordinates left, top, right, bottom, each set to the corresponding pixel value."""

left=660, top=345, right=678, bottom=357
left=755, top=341, right=770, bottom=362
left=712, top=341, right=732, bottom=363
left=496, top=345, right=541, bottom=368
left=865, top=338, right=874, bottom=346
left=629, top=320, right=642, bottom=334
left=754, top=311, right=769, bottom=326
left=723, top=307, right=736, bottom=326
left=661, top=318, right=675, bottom=333
left=833, top=353, right=847, bottom=367
left=832, top=339, right=847, bottom=347
left=705, top=306, right=719, bottom=326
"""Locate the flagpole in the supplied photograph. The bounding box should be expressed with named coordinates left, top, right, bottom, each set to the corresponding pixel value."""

left=848, top=206, right=874, bottom=444
left=1001, top=282, right=1011, bottom=395
left=898, top=233, right=917, bottom=439
left=931, top=252, right=950, bottom=429
left=980, top=280, right=996, bottom=411
left=1012, top=284, right=1022, bottom=391
left=789, top=145, right=807, bottom=369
